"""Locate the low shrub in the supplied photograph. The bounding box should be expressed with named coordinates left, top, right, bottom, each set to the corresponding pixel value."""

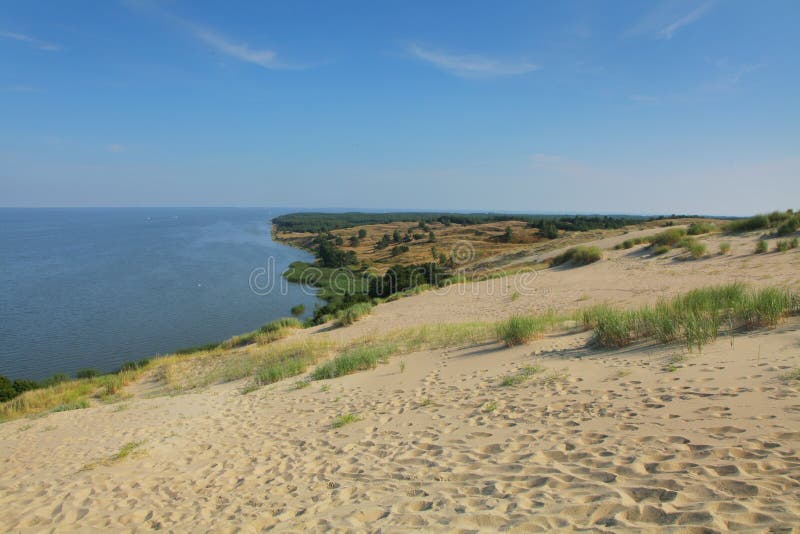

left=776, top=240, right=790, bottom=252
left=727, top=215, right=770, bottom=233
left=777, top=216, right=799, bottom=236
left=719, top=242, right=731, bottom=255
left=652, top=245, right=671, bottom=256
left=755, top=240, right=768, bottom=254
left=290, top=304, right=305, bottom=316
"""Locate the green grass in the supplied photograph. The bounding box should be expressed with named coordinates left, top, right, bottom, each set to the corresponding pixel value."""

left=311, top=342, right=396, bottom=380
left=331, top=413, right=360, bottom=428
left=615, top=237, right=647, bottom=250
left=776, top=240, right=790, bottom=252
left=719, top=242, right=731, bottom=255
left=481, top=401, right=498, bottom=413
left=687, top=222, right=715, bottom=235
left=335, top=302, right=373, bottom=326
left=550, top=246, right=602, bottom=267
left=791, top=237, right=799, bottom=249
left=726, top=214, right=770, bottom=233
left=776, top=216, right=799, bottom=236
left=500, top=364, right=545, bottom=386
left=111, top=440, right=145, bottom=462
left=496, top=313, right=563, bottom=346
left=652, top=244, right=671, bottom=256
left=684, top=240, right=707, bottom=259
left=582, top=284, right=798, bottom=351
left=755, top=240, right=769, bottom=254
left=649, top=228, right=687, bottom=248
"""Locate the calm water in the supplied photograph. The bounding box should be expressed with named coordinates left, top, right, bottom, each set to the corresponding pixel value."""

left=0, top=208, right=319, bottom=381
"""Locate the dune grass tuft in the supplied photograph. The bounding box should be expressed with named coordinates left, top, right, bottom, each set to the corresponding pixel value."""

left=719, top=242, right=731, bottom=255
left=550, top=246, right=602, bottom=267
left=496, top=313, right=564, bottom=346
left=331, top=413, right=360, bottom=428
left=582, top=284, right=798, bottom=351
left=311, top=343, right=396, bottom=380
left=755, top=240, right=769, bottom=254
left=335, top=302, right=373, bottom=327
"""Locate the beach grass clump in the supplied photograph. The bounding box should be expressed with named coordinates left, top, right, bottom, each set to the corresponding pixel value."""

left=583, top=284, right=797, bottom=351
left=777, top=216, right=799, bottom=236
left=687, top=222, right=715, bottom=235
left=755, top=240, right=769, bottom=254
left=496, top=313, right=562, bottom=346
left=652, top=245, right=671, bottom=256
left=311, top=342, right=396, bottom=380
left=726, top=214, right=770, bottom=233
left=335, top=302, right=373, bottom=326
left=776, top=240, right=790, bottom=252
left=550, top=246, right=602, bottom=267
left=615, top=237, right=647, bottom=250
left=791, top=237, right=799, bottom=249
left=0, top=379, right=97, bottom=420
left=648, top=228, right=687, bottom=248
left=719, top=242, right=731, bottom=255
left=684, top=240, right=707, bottom=259
left=331, top=413, right=360, bottom=428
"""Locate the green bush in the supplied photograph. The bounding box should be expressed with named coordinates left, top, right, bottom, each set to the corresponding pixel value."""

left=776, top=240, right=790, bottom=252
left=777, top=216, right=799, bottom=236
left=550, top=246, right=602, bottom=267
left=755, top=240, right=768, bottom=254
left=719, top=242, right=731, bottom=255
left=727, top=215, right=770, bottom=233
left=790, top=237, right=799, bottom=249
left=652, top=245, right=671, bottom=255
left=290, top=304, right=305, bottom=316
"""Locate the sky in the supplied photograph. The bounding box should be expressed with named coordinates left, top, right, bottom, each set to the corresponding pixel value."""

left=1, top=0, right=798, bottom=215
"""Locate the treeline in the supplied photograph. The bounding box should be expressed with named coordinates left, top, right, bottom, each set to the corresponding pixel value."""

left=274, top=212, right=663, bottom=234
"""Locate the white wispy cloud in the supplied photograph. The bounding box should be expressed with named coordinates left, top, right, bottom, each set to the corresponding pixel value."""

left=0, top=30, right=60, bottom=51
left=407, top=43, right=538, bottom=78
left=627, top=0, right=716, bottom=40
left=189, top=25, right=286, bottom=69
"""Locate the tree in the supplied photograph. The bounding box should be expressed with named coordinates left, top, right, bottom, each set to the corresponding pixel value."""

left=393, top=229, right=402, bottom=243
left=428, top=231, right=436, bottom=243
left=375, top=234, right=391, bottom=250
left=503, top=227, right=514, bottom=243
left=349, top=235, right=360, bottom=247
left=541, top=222, right=558, bottom=239
left=334, top=236, right=344, bottom=246
left=357, top=228, right=367, bottom=238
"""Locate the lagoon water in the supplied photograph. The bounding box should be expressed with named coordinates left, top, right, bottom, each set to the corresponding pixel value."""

left=0, top=208, right=319, bottom=381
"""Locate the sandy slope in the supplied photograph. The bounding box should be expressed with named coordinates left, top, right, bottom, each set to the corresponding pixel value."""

left=1, top=230, right=799, bottom=532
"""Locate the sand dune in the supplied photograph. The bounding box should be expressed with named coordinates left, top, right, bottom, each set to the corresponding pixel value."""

left=1, top=230, right=799, bottom=531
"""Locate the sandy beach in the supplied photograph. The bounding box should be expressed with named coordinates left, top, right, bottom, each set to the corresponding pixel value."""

left=2, top=229, right=799, bottom=532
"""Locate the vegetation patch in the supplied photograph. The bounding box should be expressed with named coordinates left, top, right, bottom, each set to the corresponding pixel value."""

left=311, top=343, right=396, bottom=380
left=582, top=284, right=798, bottom=351
left=331, top=413, right=361, bottom=428
left=550, top=246, right=602, bottom=267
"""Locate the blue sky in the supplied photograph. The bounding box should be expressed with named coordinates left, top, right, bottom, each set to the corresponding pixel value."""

left=1, top=0, right=798, bottom=215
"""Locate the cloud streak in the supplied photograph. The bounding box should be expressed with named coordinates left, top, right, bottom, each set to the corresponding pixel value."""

left=0, top=30, right=60, bottom=51
left=190, top=26, right=287, bottom=69
left=407, top=44, right=538, bottom=78
left=627, top=0, right=715, bottom=40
